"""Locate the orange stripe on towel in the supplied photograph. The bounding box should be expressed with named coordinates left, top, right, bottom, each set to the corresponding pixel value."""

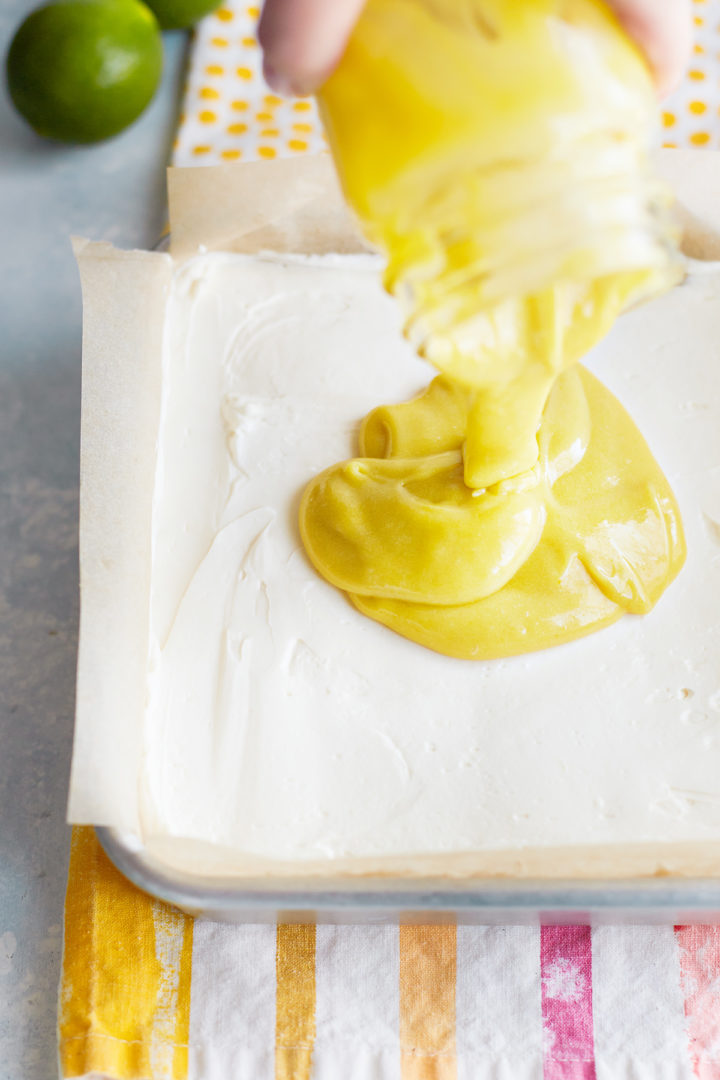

left=399, top=925, right=457, bottom=1080
left=275, top=923, right=317, bottom=1080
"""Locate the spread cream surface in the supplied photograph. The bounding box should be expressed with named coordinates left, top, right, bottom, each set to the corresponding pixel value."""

left=142, top=252, right=720, bottom=861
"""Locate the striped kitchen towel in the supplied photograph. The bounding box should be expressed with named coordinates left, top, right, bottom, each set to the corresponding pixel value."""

left=172, top=0, right=720, bottom=167
left=59, top=829, right=720, bottom=1079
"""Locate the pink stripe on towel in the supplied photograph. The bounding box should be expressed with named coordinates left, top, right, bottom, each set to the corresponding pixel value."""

left=541, top=926, right=597, bottom=1080
left=675, top=925, right=720, bottom=1079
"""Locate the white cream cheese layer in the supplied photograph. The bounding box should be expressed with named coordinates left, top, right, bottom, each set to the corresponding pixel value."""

left=141, top=252, right=720, bottom=862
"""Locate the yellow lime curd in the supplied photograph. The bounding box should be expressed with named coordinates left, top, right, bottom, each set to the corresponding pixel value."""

left=300, top=0, right=686, bottom=660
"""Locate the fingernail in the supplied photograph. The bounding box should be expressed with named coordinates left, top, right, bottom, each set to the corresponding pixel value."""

left=263, top=59, right=297, bottom=98
left=263, top=58, right=322, bottom=98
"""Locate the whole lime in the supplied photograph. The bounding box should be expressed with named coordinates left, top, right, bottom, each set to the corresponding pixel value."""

left=143, top=0, right=221, bottom=31
left=6, top=0, right=163, bottom=144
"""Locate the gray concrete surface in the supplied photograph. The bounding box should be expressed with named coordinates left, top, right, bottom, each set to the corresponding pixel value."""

left=0, top=5, right=186, bottom=1075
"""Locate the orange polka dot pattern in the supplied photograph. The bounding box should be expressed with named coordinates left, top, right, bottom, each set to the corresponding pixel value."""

left=175, top=0, right=717, bottom=165
left=173, top=2, right=326, bottom=165
left=661, top=0, right=720, bottom=149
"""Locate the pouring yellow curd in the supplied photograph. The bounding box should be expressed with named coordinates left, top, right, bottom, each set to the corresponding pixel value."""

left=300, top=0, right=686, bottom=660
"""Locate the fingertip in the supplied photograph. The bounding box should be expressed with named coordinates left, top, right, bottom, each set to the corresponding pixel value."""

left=258, top=0, right=333, bottom=95
left=610, top=0, right=692, bottom=98
left=257, top=3, right=303, bottom=93
left=259, top=0, right=366, bottom=97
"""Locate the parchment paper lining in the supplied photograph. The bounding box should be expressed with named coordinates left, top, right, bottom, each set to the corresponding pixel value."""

left=69, top=241, right=171, bottom=832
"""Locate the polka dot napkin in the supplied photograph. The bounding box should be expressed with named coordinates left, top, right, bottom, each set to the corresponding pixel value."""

left=172, top=3, right=325, bottom=166
left=173, top=0, right=720, bottom=168
left=662, top=0, right=720, bottom=148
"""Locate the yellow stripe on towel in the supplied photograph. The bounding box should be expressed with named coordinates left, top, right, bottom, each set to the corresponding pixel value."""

left=399, top=925, right=458, bottom=1080
left=275, top=923, right=317, bottom=1080
left=59, top=828, right=193, bottom=1080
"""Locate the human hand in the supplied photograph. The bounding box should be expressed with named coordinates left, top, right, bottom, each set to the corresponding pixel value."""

left=258, top=0, right=692, bottom=99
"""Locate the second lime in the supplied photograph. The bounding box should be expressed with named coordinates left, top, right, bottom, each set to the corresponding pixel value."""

left=6, top=0, right=163, bottom=144
left=143, top=0, right=222, bottom=31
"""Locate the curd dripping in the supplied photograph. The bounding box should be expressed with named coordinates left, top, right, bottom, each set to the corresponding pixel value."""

left=300, top=0, right=685, bottom=659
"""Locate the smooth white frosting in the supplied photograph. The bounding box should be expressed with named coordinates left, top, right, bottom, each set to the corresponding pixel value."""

left=140, top=252, right=720, bottom=863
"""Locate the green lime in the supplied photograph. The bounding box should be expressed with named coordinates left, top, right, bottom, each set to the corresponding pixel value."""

left=143, top=0, right=221, bottom=31
left=6, top=0, right=163, bottom=144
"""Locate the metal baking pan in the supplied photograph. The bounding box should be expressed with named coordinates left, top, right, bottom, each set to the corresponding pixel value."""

left=96, top=230, right=720, bottom=926
left=97, top=827, right=720, bottom=924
